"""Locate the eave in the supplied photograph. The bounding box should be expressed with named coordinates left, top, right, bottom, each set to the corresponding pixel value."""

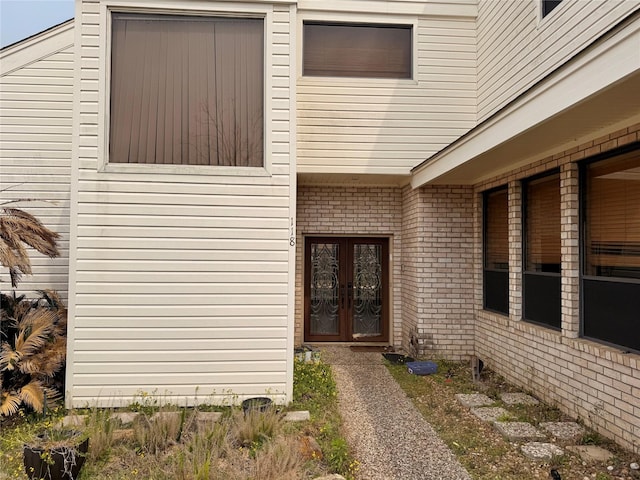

left=411, top=12, right=640, bottom=187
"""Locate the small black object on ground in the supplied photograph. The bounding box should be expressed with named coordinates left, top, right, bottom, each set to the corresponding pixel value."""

left=382, top=353, right=416, bottom=364
left=241, top=397, right=273, bottom=414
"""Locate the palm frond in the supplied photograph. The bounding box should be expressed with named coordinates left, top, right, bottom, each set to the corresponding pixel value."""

left=19, top=380, right=46, bottom=413
left=37, top=289, right=65, bottom=310
left=43, top=385, right=63, bottom=408
left=0, top=342, right=20, bottom=371
left=0, top=208, right=60, bottom=257
left=0, top=391, right=21, bottom=417
left=20, top=336, right=66, bottom=376
left=14, top=309, right=56, bottom=359
left=0, top=242, right=30, bottom=275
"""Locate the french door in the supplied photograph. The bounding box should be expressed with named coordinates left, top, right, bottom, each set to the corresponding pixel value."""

left=304, top=237, right=389, bottom=342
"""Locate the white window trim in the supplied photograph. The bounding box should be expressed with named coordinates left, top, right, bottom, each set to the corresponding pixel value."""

left=98, top=1, right=273, bottom=177
left=297, top=11, right=419, bottom=87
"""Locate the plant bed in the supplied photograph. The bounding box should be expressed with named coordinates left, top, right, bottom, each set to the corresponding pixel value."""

left=1, top=358, right=358, bottom=480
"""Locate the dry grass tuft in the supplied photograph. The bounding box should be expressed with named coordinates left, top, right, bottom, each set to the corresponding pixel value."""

left=254, top=435, right=309, bottom=480
left=133, top=409, right=187, bottom=454
left=230, top=408, right=283, bottom=448
left=85, top=407, right=116, bottom=462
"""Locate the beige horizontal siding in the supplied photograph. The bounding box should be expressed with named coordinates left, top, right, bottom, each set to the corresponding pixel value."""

left=477, top=0, right=640, bottom=121
left=0, top=32, right=73, bottom=299
left=68, top=1, right=294, bottom=407
left=296, top=16, right=476, bottom=174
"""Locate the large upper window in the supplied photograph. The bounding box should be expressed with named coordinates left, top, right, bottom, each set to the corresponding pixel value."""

left=483, top=187, right=509, bottom=315
left=303, top=22, right=412, bottom=79
left=582, top=146, right=640, bottom=352
left=523, top=172, right=561, bottom=329
left=110, top=14, right=264, bottom=167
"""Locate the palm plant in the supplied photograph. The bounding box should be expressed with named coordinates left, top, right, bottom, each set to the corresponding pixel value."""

left=1, top=198, right=65, bottom=417
left=0, top=290, right=67, bottom=416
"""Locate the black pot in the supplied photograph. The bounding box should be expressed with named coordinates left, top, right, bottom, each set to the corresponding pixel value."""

left=23, top=437, right=89, bottom=480
left=241, top=397, right=273, bottom=414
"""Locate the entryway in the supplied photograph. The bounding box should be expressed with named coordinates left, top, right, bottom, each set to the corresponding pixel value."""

left=304, top=237, right=389, bottom=342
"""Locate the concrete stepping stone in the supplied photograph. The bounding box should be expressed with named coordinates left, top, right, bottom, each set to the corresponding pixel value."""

left=521, top=442, right=564, bottom=461
left=195, top=411, right=222, bottom=431
left=58, top=414, right=86, bottom=428
left=112, top=412, right=138, bottom=425
left=455, top=393, right=495, bottom=408
left=284, top=410, right=310, bottom=422
left=540, top=422, right=585, bottom=442
left=566, top=445, right=614, bottom=462
left=151, top=411, right=181, bottom=422
left=493, top=421, right=546, bottom=441
left=471, top=407, right=509, bottom=422
left=500, top=392, right=539, bottom=405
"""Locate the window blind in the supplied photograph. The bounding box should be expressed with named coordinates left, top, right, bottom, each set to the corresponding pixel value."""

left=303, top=22, right=412, bottom=79
left=585, top=151, right=640, bottom=278
left=525, top=173, right=561, bottom=272
left=485, top=188, right=509, bottom=270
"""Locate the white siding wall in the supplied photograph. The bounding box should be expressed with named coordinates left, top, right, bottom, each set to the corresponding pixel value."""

left=67, top=1, right=294, bottom=407
left=0, top=24, right=74, bottom=300
left=477, top=0, right=640, bottom=122
left=296, top=9, right=476, bottom=175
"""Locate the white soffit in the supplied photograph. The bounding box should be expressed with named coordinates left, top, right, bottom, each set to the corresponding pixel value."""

left=298, top=172, right=411, bottom=187
left=411, top=14, right=640, bottom=187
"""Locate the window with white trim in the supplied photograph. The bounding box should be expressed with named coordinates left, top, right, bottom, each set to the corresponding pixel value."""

left=109, top=13, right=264, bottom=167
left=303, top=21, right=412, bottom=79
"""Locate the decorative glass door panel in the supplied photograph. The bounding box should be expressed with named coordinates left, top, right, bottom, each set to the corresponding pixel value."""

left=309, top=242, right=341, bottom=336
left=352, top=243, right=383, bottom=338
left=305, top=238, right=388, bottom=342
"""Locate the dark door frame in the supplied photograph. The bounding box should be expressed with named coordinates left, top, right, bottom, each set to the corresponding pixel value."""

left=304, top=236, right=389, bottom=343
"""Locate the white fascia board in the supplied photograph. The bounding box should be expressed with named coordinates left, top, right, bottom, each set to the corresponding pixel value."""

left=297, top=0, right=476, bottom=17
left=411, top=15, right=640, bottom=189
left=0, top=21, right=74, bottom=76
left=103, top=0, right=296, bottom=11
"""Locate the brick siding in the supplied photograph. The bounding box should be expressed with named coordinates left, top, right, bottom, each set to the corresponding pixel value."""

left=295, top=185, right=403, bottom=346
left=474, top=122, right=640, bottom=454
left=402, top=185, right=475, bottom=359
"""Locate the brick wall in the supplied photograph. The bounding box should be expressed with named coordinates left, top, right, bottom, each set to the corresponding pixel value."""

left=401, top=186, right=421, bottom=354
left=402, top=185, right=475, bottom=359
left=295, top=183, right=475, bottom=359
left=474, top=122, right=640, bottom=454
left=295, top=185, right=403, bottom=346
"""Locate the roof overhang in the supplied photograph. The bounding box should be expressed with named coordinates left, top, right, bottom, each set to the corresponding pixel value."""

left=0, top=19, right=74, bottom=76
left=411, top=13, right=640, bottom=187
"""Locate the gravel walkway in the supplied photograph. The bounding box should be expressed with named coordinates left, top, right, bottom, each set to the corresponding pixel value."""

left=321, top=346, right=471, bottom=480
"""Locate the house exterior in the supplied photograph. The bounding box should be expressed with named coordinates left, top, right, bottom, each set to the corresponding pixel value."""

left=0, top=20, right=74, bottom=299
left=1, top=0, right=638, bottom=454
